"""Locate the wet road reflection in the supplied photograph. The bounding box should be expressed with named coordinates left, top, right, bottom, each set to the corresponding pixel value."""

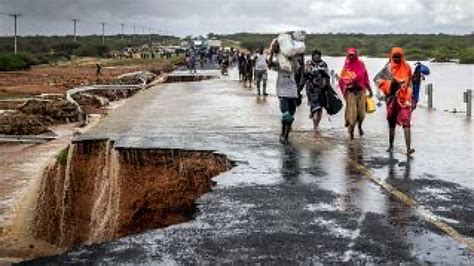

left=25, top=69, right=474, bottom=264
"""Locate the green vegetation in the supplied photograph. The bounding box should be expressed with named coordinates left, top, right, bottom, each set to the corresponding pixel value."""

left=1, top=33, right=473, bottom=68
left=459, top=47, right=474, bottom=64
left=0, top=34, right=181, bottom=70
left=218, top=33, right=474, bottom=63
left=0, top=53, right=37, bottom=71
left=56, top=147, right=69, bottom=166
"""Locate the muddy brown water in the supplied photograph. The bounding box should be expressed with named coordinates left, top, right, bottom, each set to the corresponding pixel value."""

left=14, top=139, right=232, bottom=260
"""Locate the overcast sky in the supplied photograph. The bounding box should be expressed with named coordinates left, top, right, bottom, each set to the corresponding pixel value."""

left=0, top=0, right=473, bottom=37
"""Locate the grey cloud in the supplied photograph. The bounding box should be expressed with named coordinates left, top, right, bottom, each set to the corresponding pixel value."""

left=0, top=0, right=472, bottom=36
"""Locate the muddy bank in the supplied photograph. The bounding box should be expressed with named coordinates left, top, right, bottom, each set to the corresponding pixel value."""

left=4, top=140, right=232, bottom=261
left=0, top=61, right=177, bottom=136
left=0, top=98, right=79, bottom=136
left=0, top=73, right=152, bottom=136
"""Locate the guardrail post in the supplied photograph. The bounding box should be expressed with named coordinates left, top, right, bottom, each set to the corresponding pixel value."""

left=464, top=89, right=472, bottom=117
left=426, top=83, right=434, bottom=109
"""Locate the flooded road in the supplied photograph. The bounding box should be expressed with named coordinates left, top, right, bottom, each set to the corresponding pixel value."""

left=323, top=56, right=474, bottom=113
left=24, top=68, right=473, bottom=264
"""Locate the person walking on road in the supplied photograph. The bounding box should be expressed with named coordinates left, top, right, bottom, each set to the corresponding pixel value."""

left=412, top=62, right=430, bottom=109
left=221, top=54, right=230, bottom=76
left=269, top=39, right=304, bottom=143
left=339, top=48, right=373, bottom=139
left=186, top=50, right=197, bottom=74
left=238, top=53, right=246, bottom=82
left=243, top=54, right=254, bottom=88
left=254, top=48, right=269, bottom=96
left=301, top=49, right=330, bottom=131
left=374, top=47, right=415, bottom=156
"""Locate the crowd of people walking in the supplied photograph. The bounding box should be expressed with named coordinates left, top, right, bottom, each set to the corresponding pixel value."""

left=229, top=33, right=429, bottom=157
left=184, top=33, right=430, bottom=156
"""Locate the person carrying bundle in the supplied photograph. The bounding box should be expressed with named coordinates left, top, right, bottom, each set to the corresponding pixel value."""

left=268, top=31, right=306, bottom=143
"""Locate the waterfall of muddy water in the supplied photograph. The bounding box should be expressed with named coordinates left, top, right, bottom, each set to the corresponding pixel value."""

left=18, top=140, right=232, bottom=260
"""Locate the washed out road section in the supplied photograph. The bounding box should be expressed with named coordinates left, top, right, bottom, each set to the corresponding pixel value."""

left=26, top=69, right=473, bottom=264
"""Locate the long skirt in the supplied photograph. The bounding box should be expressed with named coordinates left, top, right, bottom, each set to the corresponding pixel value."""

left=345, top=90, right=366, bottom=128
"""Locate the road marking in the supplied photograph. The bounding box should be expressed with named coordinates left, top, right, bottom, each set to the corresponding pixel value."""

left=347, top=159, right=474, bottom=253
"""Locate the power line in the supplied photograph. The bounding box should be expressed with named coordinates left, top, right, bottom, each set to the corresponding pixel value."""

left=100, top=22, right=106, bottom=45
left=72, top=19, right=79, bottom=42
left=9, top=13, right=22, bottom=54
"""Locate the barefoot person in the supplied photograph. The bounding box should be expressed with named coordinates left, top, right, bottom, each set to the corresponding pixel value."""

left=374, top=47, right=415, bottom=156
left=301, top=49, right=330, bottom=131
left=339, top=48, right=373, bottom=139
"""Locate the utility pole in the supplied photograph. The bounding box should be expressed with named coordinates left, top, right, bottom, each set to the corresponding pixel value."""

left=100, top=22, right=106, bottom=45
left=9, top=13, right=21, bottom=54
left=72, top=19, right=79, bottom=42
left=133, top=25, right=136, bottom=41
left=121, top=23, right=125, bottom=40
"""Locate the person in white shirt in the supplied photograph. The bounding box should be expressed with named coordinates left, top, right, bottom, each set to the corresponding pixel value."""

left=254, top=48, right=269, bottom=96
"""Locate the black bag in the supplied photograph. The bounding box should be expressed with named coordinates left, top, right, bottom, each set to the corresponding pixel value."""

left=324, top=86, right=343, bottom=115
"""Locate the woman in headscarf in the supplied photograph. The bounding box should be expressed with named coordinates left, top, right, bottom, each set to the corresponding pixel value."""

left=301, top=49, right=330, bottom=131
left=339, top=48, right=373, bottom=139
left=374, top=47, right=415, bottom=156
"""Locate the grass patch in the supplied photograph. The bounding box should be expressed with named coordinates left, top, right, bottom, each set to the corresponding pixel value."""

left=57, top=147, right=69, bottom=166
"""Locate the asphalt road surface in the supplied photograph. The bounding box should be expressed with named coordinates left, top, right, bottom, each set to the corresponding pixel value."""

left=25, top=69, right=473, bottom=264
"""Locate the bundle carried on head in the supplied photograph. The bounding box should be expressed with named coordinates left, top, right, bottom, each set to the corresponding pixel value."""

left=278, top=31, right=306, bottom=57
left=274, top=31, right=306, bottom=72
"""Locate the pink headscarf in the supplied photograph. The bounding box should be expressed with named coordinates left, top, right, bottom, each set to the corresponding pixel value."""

left=339, top=48, right=370, bottom=95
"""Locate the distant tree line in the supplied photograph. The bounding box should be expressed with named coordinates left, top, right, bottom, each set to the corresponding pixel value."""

left=0, top=35, right=180, bottom=71
left=1, top=33, right=473, bottom=71
left=217, top=33, right=474, bottom=64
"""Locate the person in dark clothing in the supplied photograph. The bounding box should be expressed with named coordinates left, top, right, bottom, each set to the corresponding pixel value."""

left=300, top=50, right=330, bottom=131
left=243, top=54, right=254, bottom=88
left=238, top=53, right=246, bottom=81
left=221, top=54, right=230, bottom=76
left=96, top=64, right=103, bottom=77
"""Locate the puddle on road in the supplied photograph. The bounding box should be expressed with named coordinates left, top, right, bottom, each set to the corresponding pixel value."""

left=2, top=140, right=233, bottom=262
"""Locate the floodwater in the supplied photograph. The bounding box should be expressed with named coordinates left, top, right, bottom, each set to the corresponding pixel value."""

left=22, top=68, right=473, bottom=264
left=322, top=56, right=474, bottom=113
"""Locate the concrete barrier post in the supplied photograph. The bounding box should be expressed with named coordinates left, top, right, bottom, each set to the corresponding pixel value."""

left=464, top=89, right=472, bottom=117
left=426, top=83, right=434, bottom=109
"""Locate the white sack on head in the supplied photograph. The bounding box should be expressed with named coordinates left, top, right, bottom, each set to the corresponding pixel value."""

left=278, top=33, right=296, bottom=57
left=293, top=41, right=306, bottom=55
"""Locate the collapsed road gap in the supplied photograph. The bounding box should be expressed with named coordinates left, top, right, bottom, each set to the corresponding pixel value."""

left=27, top=139, right=234, bottom=257
left=164, top=75, right=215, bottom=83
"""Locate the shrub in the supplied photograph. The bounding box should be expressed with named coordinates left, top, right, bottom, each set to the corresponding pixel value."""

left=0, top=53, right=36, bottom=71
left=459, top=48, right=474, bottom=64
left=77, top=44, right=110, bottom=57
